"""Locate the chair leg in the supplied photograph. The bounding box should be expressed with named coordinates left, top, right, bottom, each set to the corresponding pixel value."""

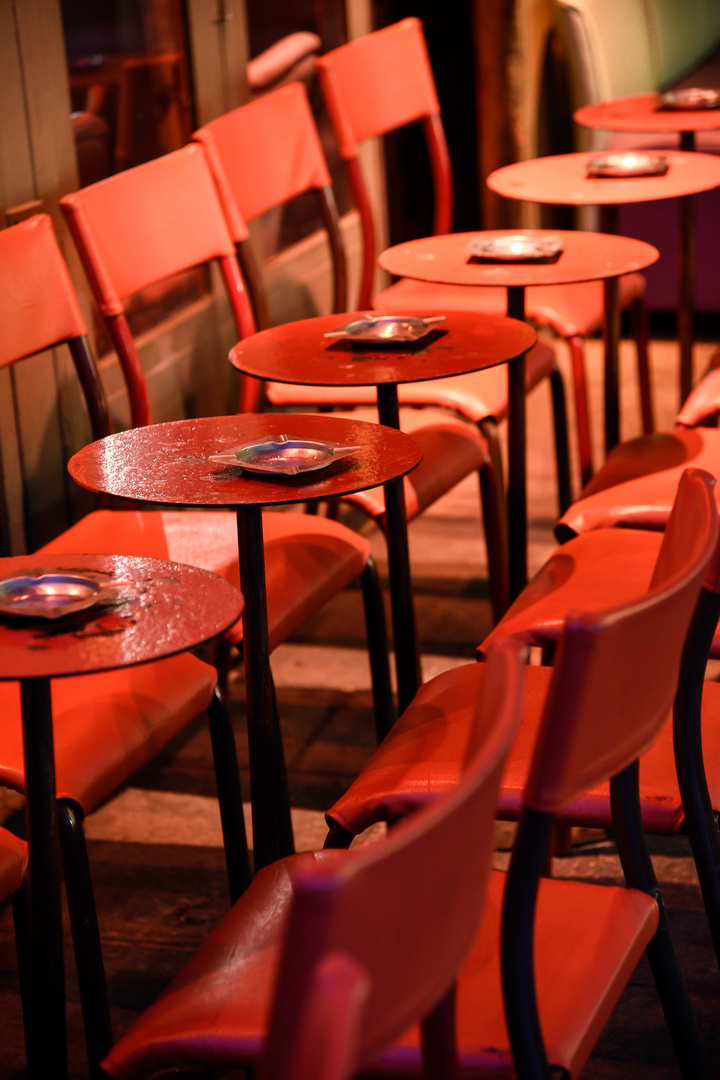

left=549, top=363, right=573, bottom=515
left=673, top=590, right=720, bottom=972
left=611, top=765, right=712, bottom=1080
left=420, top=983, right=460, bottom=1080
left=566, top=333, right=594, bottom=488
left=359, top=557, right=396, bottom=741
left=12, top=879, right=37, bottom=1077
left=323, top=822, right=355, bottom=849
left=478, top=461, right=510, bottom=624
left=478, top=417, right=505, bottom=494
left=269, top=673, right=296, bottom=860
left=632, top=294, right=654, bottom=433
left=207, top=688, right=253, bottom=900
left=57, top=799, right=113, bottom=1080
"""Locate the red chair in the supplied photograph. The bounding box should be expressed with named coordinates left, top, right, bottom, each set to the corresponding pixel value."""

left=98, top=472, right=716, bottom=1080
left=56, top=147, right=394, bottom=734
left=555, top=364, right=720, bottom=539
left=193, top=82, right=510, bottom=622
left=315, top=16, right=652, bottom=491
left=99, top=635, right=520, bottom=1080
left=327, top=468, right=720, bottom=975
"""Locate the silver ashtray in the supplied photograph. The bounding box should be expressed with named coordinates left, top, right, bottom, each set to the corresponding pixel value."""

left=586, top=152, right=668, bottom=177
left=209, top=434, right=361, bottom=476
left=0, top=572, right=117, bottom=619
left=659, top=87, right=720, bottom=111
left=466, top=233, right=563, bottom=262
left=323, top=313, right=445, bottom=345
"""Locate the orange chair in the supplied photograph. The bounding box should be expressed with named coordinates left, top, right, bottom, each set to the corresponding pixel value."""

left=327, top=468, right=720, bottom=974
left=98, top=637, right=521, bottom=1080
left=315, top=16, right=653, bottom=491
left=56, top=148, right=394, bottom=734
left=0, top=212, right=387, bottom=1072
left=98, top=472, right=716, bottom=1080
left=193, top=82, right=511, bottom=623
left=555, top=364, right=720, bottom=540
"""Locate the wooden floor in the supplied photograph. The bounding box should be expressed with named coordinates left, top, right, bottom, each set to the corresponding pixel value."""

left=1, top=330, right=720, bottom=1077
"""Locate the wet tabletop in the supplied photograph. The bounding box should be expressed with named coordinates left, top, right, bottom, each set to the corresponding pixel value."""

left=487, top=152, right=720, bottom=206
left=230, top=310, right=537, bottom=385
left=378, top=230, right=658, bottom=289
left=0, top=553, right=244, bottom=680
left=575, top=93, right=720, bottom=134
left=69, top=413, right=422, bottom=508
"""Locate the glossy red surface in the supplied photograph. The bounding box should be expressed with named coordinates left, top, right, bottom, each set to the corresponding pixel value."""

left=69, top=414, right=422, bottom=507
left=0, top=553, right=243, bottom=680
left=575, top=93, right=720, bottom=135
left=229, top=310, right=537, bottom=385
left=378, top=229, right=658, bottom=288
left=487, top=152, right=720, bottom=207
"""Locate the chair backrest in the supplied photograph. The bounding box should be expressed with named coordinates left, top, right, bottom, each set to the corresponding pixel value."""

left=193, top=82, right=347, bottom=334
left=0, top=211, right=111, bottom=466
left=503, top=466, right=718, bottom=1076
left=59, top=143, right=256, bottom=427
left=526, top=467, right=718, bottom=815
left=316, top=18, right=453, bottom=309
left=259, top=636, right=525, bottom=1080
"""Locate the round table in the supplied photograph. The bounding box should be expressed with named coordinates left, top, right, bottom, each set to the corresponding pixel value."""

left=487, top=150, right=720, bottom=405
left=0, top=552, right=244, bottom=1080
left=68, top=414, right=421, bottom=870
left=230, top=309, right=536, bottom=635
left=377, top=231, right=658, bottom=594
left=574, top=92, right=720, bottom=151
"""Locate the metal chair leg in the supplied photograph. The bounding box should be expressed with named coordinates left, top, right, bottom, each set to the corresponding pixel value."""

left=57, top=799, right=112, bottom=1080
left=549, top=363, right=572, bottom=515
left=207, top=688, right=252, bottom=900
left=359, top=557, right=396, bottom=740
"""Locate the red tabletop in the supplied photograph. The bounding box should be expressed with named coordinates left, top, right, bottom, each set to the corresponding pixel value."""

left=229, top=310, right=537, bottom=386
left=68, top=413, right=422, bottom=508
left=378, top=229, right=659, bottom=288
left=486, top=151, right=720, bottom=206
left=0, top=553, right=244, bottom=681
left=574, top=93, right=720, bottom=136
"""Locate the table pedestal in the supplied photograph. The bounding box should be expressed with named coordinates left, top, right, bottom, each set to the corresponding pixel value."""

left=21, top=678, right=67, bottom=1080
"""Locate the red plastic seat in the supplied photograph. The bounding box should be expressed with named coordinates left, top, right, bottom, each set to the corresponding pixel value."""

left=57, top=147, right=394, bottom=732
left=556, top=364, right=720, bottom=540
left=99, top=472, right=717, bottom=1080
left=314, top=17, right=650, bottom=493
left=193, top=82, right=510, bottom=621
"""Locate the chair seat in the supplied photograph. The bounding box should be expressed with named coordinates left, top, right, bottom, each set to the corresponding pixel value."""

left=266, top=340, right=556, bottom=424
left=0, top=653, right=218, bottom=816
left=0, top=828, right=27, bottom=900
left=330, top=407, right=488, bottom=522
left=39, top=508, right=371, bottom=653
left=556, top=427, right=720, bottom=540
left=327, top=659, right=720, bottom=839
left=371, top=271, right=646, bottom=340
left=100, top=844, right=658, bottom=1080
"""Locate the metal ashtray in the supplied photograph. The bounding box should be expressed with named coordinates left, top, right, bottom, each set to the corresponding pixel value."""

left=659, top=87, right=720, bottom=111
left=323, top=313, right=446, bottom=345
left=586, top=152, right=668, bottom=177
left=466, top=233, right=563, bottom=262
left=0, top=572, right=116, bottom=619
left=209, top=434, right=361, bottom=476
